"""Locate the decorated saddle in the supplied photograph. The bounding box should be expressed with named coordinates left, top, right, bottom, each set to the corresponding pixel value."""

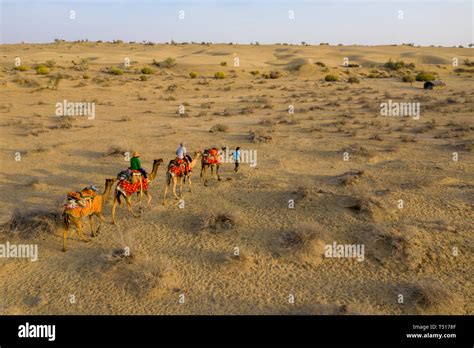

left=116, top=169, right=149, bottom=196
left=169, top=155, right=192, bottom=176
left=64, top=186, right=102, bottom=217
left=203, top=148, right=222, bottom=165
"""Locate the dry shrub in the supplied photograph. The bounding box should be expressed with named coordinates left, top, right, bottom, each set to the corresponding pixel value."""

left=337, top=170, right=364, bottom=186
left=199, top=211, right=239, bottom=233
left=50, top=117, right=74, bottom=130
left=0, top=208, right=61, bottom=238
left=337, top=192, right=396, bottom=223
left=210, top=124, right=228, bottom=133
left=259, top=119, right=276, bottom=126
left=103, top=146, right=127, bottom=157
left=357, top=224, right=427, bottom=270
left=249, top=130, right=272, bottom=143
left=27, top=178, right=47, bottom=191
left=115, top=259, right=180, bottom=299
left=396, top=279, right=460, bottom=314
left=291, top=186, right=310, bottom=202
left=272, top=222, right=326, bottom=265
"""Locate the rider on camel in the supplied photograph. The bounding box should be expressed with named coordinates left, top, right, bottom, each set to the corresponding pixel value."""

left=130, top=151, right=148, bottom=179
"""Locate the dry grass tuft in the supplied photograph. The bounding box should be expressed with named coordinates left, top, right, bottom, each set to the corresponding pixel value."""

left=0, top=208, right=61, bottom=238
left=199, top=211, right=239, bottom=232
left=249, top=130, right=272, bottom=143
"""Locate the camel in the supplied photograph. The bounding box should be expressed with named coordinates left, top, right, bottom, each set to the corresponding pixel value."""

left=62, top=178, right=115, bottom=252
left=163, top=151, right=202, bottom=205
left=200, top=147, right=225, bottom=181
left=111, top=159, right=163, bottom=224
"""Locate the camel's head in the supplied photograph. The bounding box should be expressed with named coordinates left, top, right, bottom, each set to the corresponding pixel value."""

left=105, top=178, right=117, bottom=186
left=153, top=158, right=164, bottom=166
left=193, top=151, right=202, bottom=159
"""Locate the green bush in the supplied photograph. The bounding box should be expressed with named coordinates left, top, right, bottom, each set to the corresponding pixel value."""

left=220, top=61, right=227, bottom=66
left=324, top=74, right=338, bottom=82
left=154, top=57, right=177, bottom=68
left=415, top=72, right=435, bottom=81
left=384, top=59, right=405, bottom=70
left=347, top=76, right=360, bottom=84
left=14, top=65, right=29, bottom=71
left=401, top=74, right=415, bottom=83
left=189, top=71, right=198, bottom=78
left=109, top=67, right=124, bottom=75
left=36, top=65, right=50, bottom=75
left=383, top=59, right=415, bottom=70
left=140, top=67, right=155, bottom=74
left=214, top=71, right=225, bottom=79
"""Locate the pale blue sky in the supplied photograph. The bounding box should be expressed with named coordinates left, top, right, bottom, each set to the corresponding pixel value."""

left=1, top=0, right=472, bottom=45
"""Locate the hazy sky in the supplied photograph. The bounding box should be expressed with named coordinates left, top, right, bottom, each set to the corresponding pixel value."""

left=1, top=0, right=472, bottom=45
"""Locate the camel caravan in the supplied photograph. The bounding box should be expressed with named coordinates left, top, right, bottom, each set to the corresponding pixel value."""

left=61, top=143, right=238, bottom=251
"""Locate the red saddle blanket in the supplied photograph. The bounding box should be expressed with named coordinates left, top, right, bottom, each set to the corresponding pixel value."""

left=117, top=177, right=149, bottom=196
left=170, top=158, right=191, bottom=176
left=203, top=148, right=221, bottom=165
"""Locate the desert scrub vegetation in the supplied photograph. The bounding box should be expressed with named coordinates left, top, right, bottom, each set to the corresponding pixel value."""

left=263, top=71, right=281, bottom=79
left=250, top=70, right=260, bottom=76
left=153, top=57, right=176, bottom=68
left=220, top=61, right=227, bottom=66
left=140, top=67, right=154, bottom=74
left=139, top=75, right=149, bottom=81
left=347, top=76, right=360, bottom=84
left=189, top=71, right=198, bottom=78
left=383, top=59, right=415, bottom=71
left=214, top=71, right=225, bottom=79
left=324, top=74, right=338, bottom=82
left=44, top=60, right=56, bottom=68
left=13, top=65, right=30, bottom=71
left=104, top=66, right=124, bottom=75
left=36, top=65, right=50, bottom=75
left=415, top=72, right=436, bottom=81
left=401, top=74, right=416, bottom=84
left=210, top=124, right=229, bottom=133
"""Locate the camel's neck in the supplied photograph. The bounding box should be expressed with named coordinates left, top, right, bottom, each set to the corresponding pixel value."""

left=190, top=156, right=200, bottom=169
left=102, top=182, right=113, bottom=202
left=149, top=162, right=161, bottom=181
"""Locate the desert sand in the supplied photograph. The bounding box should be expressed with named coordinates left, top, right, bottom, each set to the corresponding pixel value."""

left=0, top=42, right=472, bottom=314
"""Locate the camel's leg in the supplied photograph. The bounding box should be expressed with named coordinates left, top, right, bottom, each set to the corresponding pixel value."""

left=94, top=213, right=104, bottom=235
left=200, top=165, right=206, bottom=179
left=216, top=165, right=221, bottom=181
left=88, top=215, right=95, bottom=237
left=125, top=196, right=140, bottom=218
left=76, top=220, right=91, bottom=243
left=163, top=184, right=169, bottom=205
left=112, top=197, right=119, bottom=225
left=62, top=221, right=69, bottom=252
left=145, top=190, right=152, bottom=206
left=188, top=175, right=193, bottom=193
left=173, top=178, right=180, bottom=200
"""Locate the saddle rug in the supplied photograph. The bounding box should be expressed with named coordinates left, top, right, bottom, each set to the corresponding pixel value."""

left=64, top=194, right=102, bottom=218
left=169, top=158, right=191, bottom=177
left=203, top=148, right=222, bottom=165
left=117, top=178, right=149, bottom=196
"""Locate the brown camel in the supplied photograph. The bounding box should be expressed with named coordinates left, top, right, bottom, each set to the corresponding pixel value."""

left=112, top=159, right=163, bottom=224
left=163, top=151, right=202, bottom=205
left=200, top=147, right=225, bottom=181
left=62, top=178, right=115, bottom=252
